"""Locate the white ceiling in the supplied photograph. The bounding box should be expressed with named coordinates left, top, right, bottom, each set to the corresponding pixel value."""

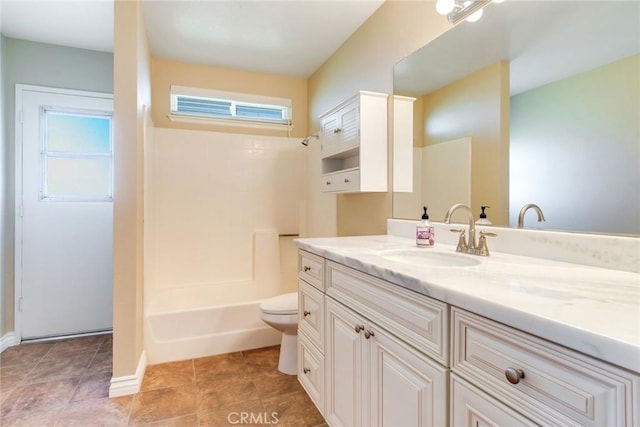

left=1, top=0, right=384, bottom=78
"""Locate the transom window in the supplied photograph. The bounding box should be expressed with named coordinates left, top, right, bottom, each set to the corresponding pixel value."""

left=170, top=86, right=292, bottom=127
left=42, top=107, right=113, bottom=201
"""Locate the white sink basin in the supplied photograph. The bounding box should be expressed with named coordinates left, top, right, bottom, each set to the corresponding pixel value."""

left=377, top=249, right=482, bottom=268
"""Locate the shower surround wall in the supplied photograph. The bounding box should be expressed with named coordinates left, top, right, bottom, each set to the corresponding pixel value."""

left=145, top=127, right=305, bottom=363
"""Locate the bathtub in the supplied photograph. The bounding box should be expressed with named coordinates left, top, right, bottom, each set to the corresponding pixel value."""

left=144, top=230, right=298, bottom=364
left=145, top=281, right=282, bottom=364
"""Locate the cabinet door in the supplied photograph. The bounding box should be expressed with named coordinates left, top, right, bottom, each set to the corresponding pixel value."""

left=369, top=325, right=448, bottom=427
left=325, top=298, right=367, bottom=427
left=337, top=101, right=360, bottom=152
left=451, top=375, right=537, bottom=427
left=321, top=112, right=341, bottom=158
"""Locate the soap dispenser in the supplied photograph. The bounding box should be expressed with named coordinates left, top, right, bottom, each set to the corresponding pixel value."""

left=416, top=206, right=435, bottom=247
left=475, top=205, right=492, bottom=225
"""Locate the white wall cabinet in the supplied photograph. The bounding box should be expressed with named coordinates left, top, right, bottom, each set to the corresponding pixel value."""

left=392, top=95, right=415, bottom=193
left=320, top=91, right=388, bottom=193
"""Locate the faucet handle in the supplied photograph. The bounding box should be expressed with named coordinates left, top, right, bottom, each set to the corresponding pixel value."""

left=478, top=231, right=497, bottom=256
left=450, top=228, right=468, bottom=253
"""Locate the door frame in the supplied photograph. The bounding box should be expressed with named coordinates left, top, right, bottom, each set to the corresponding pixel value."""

left=14, top=84, right=114, bottom=344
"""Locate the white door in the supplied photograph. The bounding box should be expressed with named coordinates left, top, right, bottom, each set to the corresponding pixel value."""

left=16, top=86, right=114, bottom=340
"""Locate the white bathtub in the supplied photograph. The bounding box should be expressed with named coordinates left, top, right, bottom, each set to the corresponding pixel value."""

left=145, top=283, right=282, bottom=364
left=144, top=230, right=298, bottom=364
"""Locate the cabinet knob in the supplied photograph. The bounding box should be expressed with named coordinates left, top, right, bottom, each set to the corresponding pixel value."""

left=505, top=367, right=525, bottom=384
left=355, top=324, right=364, bottom=333
left=344, top=178, right=350, bottom=183
left=303, top=265, right=311, bottom=272
left=364, top=330, right=375, bottom=339
left=326, top=181, right=331, bottom=185
left=303, top=367, right=310, bottom=374
left=333, top=128, right=342, bottom=134
left=303, top=310, right=311, bottom=317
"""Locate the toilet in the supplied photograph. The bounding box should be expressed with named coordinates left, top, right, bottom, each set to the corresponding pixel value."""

left=259, top=292, right=299, bottom=375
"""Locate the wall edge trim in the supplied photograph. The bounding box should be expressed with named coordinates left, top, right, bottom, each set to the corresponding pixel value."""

left=108, top=351, right=147, bottom=397
left=0, top=332, right=16, bottom=353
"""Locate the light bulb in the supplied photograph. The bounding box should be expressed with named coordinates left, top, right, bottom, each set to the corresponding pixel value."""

left=436, top=0, right=455, bottom=15
left=466, top=8, right=483, bottom=22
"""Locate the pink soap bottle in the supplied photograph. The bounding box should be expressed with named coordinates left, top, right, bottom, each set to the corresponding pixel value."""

left=416, top=206, right=435, bottom=247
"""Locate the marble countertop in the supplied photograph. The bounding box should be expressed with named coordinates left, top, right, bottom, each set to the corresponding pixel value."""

left=295, top=235, right=640, bottom=373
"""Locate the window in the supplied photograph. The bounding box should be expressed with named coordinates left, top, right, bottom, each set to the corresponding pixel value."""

left=170, top=86, right=292, bottom=127
left=42, top=107, right=113, bottom=201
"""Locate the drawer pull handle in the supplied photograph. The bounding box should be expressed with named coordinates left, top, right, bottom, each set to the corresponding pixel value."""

left=303, top=310, right=311, bottom=317
left=303, top=266, right=311, bottom=272
left=505, top=367, right=525, bottom=384
left=364, top=330, right=375, bottom=339
left=303, top=367, right=311, bottom=374
left=355, top=325, right=364, bottom=333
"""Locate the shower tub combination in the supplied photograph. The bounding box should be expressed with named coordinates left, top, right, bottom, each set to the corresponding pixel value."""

left=144, top=230, right=293, bottom=364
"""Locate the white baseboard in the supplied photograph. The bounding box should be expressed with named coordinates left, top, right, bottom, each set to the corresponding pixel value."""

left=0, top=332, right=16, bottom=353
left=109, top=351, right=147, bottom=398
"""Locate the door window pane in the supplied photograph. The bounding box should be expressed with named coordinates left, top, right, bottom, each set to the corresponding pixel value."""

left=42, top=108, right=113, bottom=200
left=46, top=157, right=112, bottom=198
left=46, top=112, right=111, bottom=154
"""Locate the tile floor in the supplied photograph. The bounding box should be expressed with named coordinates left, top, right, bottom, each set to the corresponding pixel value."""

left=0, top=334, right=326, bottom=426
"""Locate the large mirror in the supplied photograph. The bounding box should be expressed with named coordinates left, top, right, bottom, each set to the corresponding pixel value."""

left=393, top=1, right=639, bottom=236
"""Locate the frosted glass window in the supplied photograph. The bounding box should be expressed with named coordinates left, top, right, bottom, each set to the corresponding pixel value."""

left=46, top=112, right=111, bottom=153
left=42, top=108, right=113, bottom=201
left=46, top=158, right=112, bottom=198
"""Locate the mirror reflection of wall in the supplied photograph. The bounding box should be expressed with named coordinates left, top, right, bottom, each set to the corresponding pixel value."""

left=393, top=1, right=640, bottom=236
left=510, top=55, right=639, bottom=234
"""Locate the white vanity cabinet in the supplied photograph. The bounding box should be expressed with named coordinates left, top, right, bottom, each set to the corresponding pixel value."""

left=451, top=308, right=640, bottom=427
left=320, top=91, right=388, bottom=193
left=298, top=253, right=449, bottom=427
left=297, top=250, right=326, bottom=413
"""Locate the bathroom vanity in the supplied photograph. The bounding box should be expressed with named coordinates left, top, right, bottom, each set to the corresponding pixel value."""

left=294, top=230, right=640, bottom=426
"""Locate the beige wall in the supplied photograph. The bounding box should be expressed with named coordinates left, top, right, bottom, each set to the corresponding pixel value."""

left=422, top=61, right=510, bottom=225
left=112, top=0, right=150, bottom=378
left=307, top=0, right=450, bottom=237
left=151, top=58, right=308, bottom=138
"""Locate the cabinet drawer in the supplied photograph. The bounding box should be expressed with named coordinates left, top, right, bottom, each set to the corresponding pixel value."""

left=298, top=333, right=324, bottom=414
left=452, top=308, right=640, bottom=427
left=321, top=169, right=360, bottom=193
left=298, top=279, right=325, bottom=351
left=326, top=260, right=448, bottom=366
left=451, top=374, right=536, bottom=427
left=298, top=250, right=324, bottom=290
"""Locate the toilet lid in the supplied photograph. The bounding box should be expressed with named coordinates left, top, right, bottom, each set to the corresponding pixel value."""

left=260, top=292, right=298, bottom=315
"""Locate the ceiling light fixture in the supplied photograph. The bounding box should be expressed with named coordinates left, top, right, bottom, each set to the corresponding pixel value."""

left=436, top=0, right=494, bottom=24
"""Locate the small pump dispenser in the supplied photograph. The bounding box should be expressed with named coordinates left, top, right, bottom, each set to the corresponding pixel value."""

left=475, top=205, right=492, bottom=225
left=416, top=206, right=435, bottom=247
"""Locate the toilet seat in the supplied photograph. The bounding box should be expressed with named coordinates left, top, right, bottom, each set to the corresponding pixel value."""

left=260, top=292, right=298, bottom=315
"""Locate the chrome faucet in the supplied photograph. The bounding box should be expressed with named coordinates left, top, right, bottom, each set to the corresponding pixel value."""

left=517, top=203, right=546, bottom=228
left=444, top=204, right=478, bottom=253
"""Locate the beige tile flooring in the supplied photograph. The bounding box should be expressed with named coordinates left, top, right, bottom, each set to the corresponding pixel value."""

left=0, top=334, right=326, bottom=426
